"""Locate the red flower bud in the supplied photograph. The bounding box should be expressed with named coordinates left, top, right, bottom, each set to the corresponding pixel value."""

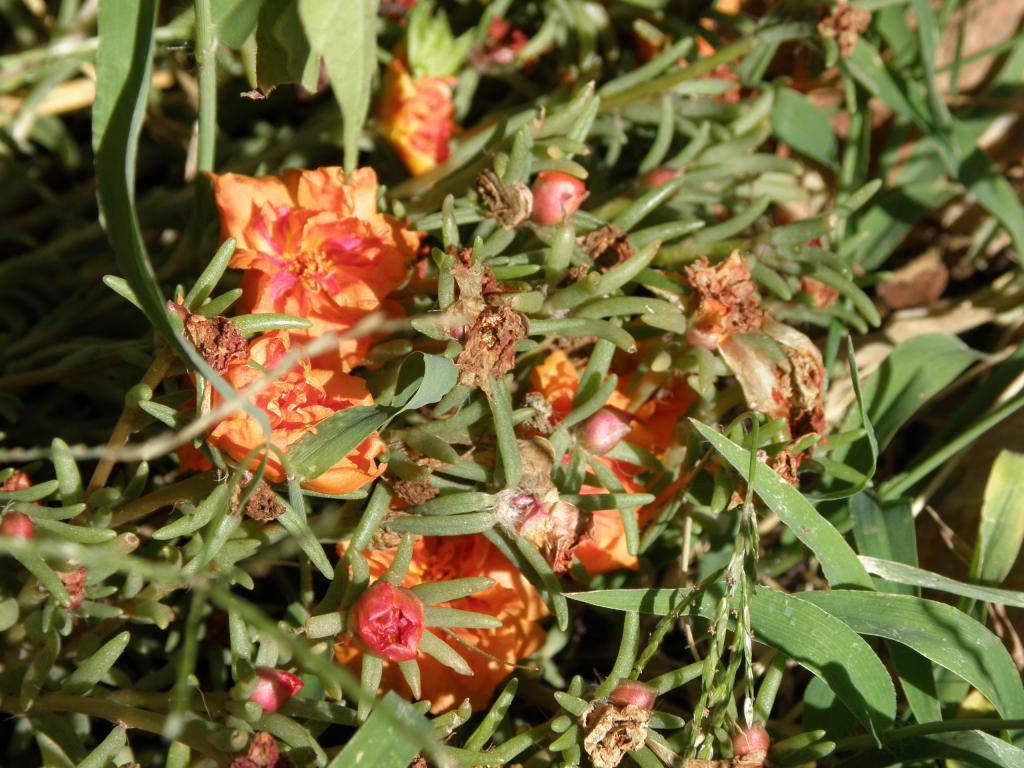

left=57, top=568, right=86, bottom=610
left=642, top=167, right=682, bottom=189
left=249, top=668, right=304, bottom=713
left=2, top=513, right=33, bottom=540
left=608, top=680, right=657, bottom=710
left=351, top=581, right=425, bottom=662
left=531, top=172, right=588, bottom=226
left=732, top=722, right=771, bottom=757
left=578, top=408, right=632, bottom=455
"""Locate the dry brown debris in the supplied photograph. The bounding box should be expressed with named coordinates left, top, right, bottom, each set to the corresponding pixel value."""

left=229, top=732, right=295, bottom=768
left=184, top=313, right=248, bottom=375
left=455, top=306, right=529, bottom=391
left=392, top=477, right=440, bottom=505
left=581, top=224, right=634, bottom=271
left=800, top=276, right=839, bottom=310
left=242, top=481, right=285, bottom=522
left=818, top=1, right=872, bottom=57
left=582, top=700, right=652, bottom=768
left=476, top=169, right=533, bottom=229
left=685, top=253, right=765, bottom=347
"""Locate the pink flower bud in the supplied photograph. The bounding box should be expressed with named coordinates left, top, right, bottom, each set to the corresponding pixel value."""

left=2, top=513, right=33, bottom=540
left=608, top=680, right=657, bottom=710
left=166, top=300, right=188, bottom=320
left=249, top=668, right=304, bottom=713
left=531, top=172, right=588, bottom=226
left=642, top=166, right=682, bottom=189
left=732, top=722, right=771, bottom=757
left=351, top=581, right=425, bottom=662
left=578, top=408, right=632, bottom=455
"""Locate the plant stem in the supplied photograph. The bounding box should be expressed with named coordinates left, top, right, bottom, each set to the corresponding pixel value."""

left=87, top=347, right=176, bottom=495
left=193, top=0, right=217, bottom=175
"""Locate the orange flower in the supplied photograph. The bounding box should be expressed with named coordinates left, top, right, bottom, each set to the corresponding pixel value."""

left=210, top=167, right=417, bottom=370
left=378, top=59, right=455, bottom=176
left=335, top=535, right=547, bottom=712
left=528, top=351, right=695, bottom=575
left=208, top=331, right=386, bottom=495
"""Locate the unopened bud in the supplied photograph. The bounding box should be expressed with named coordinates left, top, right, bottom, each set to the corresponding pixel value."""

left=642, top=166, right=682, bottom=189
left=578, top=408, right=632, bottom=455
left=732, top=721, right=771, bottom=758
left=2, top=513, right=33, bottom=540
left=531, top=172, right=588, bottom=226
left=608, top=680, right=657, bottom=711
left=249, top=668, right=304, bottom=713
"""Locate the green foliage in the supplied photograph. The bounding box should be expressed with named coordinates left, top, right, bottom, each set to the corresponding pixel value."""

left=3, top=0, right=1024, bottom=765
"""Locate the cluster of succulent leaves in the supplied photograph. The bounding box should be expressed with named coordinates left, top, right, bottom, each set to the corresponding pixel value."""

left=3, top=0, right=1024, bottom=766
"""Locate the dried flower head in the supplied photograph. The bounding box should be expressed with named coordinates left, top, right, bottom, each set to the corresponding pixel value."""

left=582, top=694, right=653, bottom=768
left=684, top=252, right=765, bottom=348
left=183, top=313, right=247, bottom=375
left=455, top=306, right=529, bottom=391
left=476, top=170, right=533, bottom=229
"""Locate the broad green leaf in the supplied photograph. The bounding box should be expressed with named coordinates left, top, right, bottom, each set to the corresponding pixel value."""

left=565, top=589, right=689, bottom=615
left=771, top=87, right=837, bottom=169
left=392, top=353, right=458, bottom=412
left=256, top=0, right=320, bottom=94
left=838, top=731, right=1024, bottom=768
left=691, top=420, right=873, bottom=589
left=286, top=406, right=389, bottom=483
left=838, top=334, right=981, bottom=473
left=326, top=691, right=425, bottom=768
left=797, top=591, right=1024, bottom=719
left=93, top=0, right=181, bottom=351
left=212, top=0, right=262, bottom=48
left=861, top=556, right=1024, bottom=608
left=749, top=588, right=895, bottom=737
left=850, top=493, right=942, bottom=724
left=970, top=450, right=1024, bottom=587
left=300, top=0, right=379, bottom=173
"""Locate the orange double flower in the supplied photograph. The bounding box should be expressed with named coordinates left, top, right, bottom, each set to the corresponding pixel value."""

left=210, top=167, right=417, bottom=371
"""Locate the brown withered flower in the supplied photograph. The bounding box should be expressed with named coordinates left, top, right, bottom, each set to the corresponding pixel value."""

left=684, top=253, right=765, bottom=348
left=581, top=681, right=657, bottom=768
left=581, top=224, right=634, bottom=271
left=242, top=481, right=285, bottom=522
left=800, top=276, right=839, bottom=310
left=476, top=169, right=534, bottom=229
left=818, top=1, right=871, bottom=58
left=229, top=731, right=294, bottom=768
left=455, top=306, right=529, bottom=391
left=183, top=313, right=248, bottom=375
left=392, top=477, right=440, bottom=506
